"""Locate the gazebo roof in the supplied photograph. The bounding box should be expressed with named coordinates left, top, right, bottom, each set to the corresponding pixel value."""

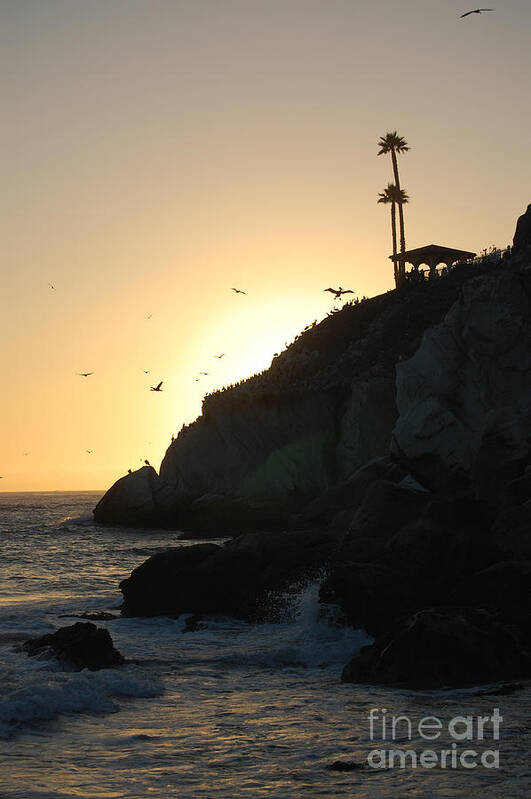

left=389, top=244, right=476, bottom=262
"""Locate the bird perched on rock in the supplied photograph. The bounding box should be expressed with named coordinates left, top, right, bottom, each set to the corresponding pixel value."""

left=150, top=381, right=163, bottom=392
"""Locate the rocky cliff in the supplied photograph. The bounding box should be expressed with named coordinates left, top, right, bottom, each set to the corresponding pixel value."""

left=94, top=263, right=494, bottom=531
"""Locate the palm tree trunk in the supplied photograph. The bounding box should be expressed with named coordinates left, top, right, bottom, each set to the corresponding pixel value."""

left=391, top=201, right=398, bottom=288
left=391, top=150, right=407, bottom=281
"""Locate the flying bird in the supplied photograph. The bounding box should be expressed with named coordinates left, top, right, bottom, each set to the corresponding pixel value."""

left=150, top=381, right=163, bottom=392
left=215, top=354, right=225, bottom=359
left=76, top=372, right=94, bottom=377
left=23, top=452, right=30, bottom=456
left=48, top=282, right=56, bottom=290
left=323, top=286, right=354, bottom=300
left=143, top=369, right=150, bottom=374
left=86, top=450, right=93, bottom=454
left=193, top=378, right=200, bottom=382
left=460, top=8, right=494, bottom=17
left=199, top=371, right=209, bottom=376
left=231, top=288, right=247, bottom=295
left=145, top=313, right=152, bottom=320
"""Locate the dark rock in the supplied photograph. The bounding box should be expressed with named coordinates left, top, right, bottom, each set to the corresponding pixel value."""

left=23, top=622, right=124, bottom=671
left=339, top=479, right=430, bottom=561
left=472, top=409, right=531, bottom=515
left=341, top=607, right=531, bottom=689
left=295, top=456, right=407, bottom=528
left=93, top=466, right=174, bottom=527
left=120, top=529, right=343, bottom=619
left=448, top=560, right=531, bottom=629
left=320, top=563, right=422, bottom=636
left=513, top=203, right=531, bottom=252
left=492, top=501, right=531, bottom=560
left=325, top=761, right=364, bottom=771
left=182, top=614, right=204, bottom=633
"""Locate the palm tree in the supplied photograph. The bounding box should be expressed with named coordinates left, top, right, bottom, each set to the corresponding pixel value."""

left=378, top=132, right=410, bottom=281
left=378, top=183, right=409, bottom=288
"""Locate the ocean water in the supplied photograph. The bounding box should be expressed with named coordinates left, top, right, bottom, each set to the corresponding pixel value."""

left=0, top=492, right=529, bottom=799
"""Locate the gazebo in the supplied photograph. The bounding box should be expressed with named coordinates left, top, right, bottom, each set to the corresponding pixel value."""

left=390, top=244, right=477, bottom=279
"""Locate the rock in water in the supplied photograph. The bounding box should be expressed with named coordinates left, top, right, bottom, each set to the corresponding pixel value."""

left=513, top=203, right=531, bottom=252
left=341, top=607, right=531, bottom=689
left=23, top=622, right=124, bottom=671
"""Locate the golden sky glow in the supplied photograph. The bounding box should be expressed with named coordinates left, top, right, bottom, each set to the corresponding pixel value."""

left=2, top=0, right=531, bottom=490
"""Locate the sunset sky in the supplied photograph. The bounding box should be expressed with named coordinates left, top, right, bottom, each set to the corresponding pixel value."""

left=2, top=0, right=530, bottom=491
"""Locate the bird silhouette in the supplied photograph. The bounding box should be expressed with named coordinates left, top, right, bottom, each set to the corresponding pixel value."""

left=23, top=452, right=30, bottom=456
left=150, top=381, right=163, bottom=392
left=144, top=459, right=150, bottom=466
left=145, top=313, right=152, bottom=320
left=231, top=288, right=247, bottom=295
left=48, top=282, right=56, bottom=290
left=143, top=369, right=150, bottom=374
left=76, top=372, right=94, bottom=377
left=199, top=371, right=209, bottom=376
left=86, top=450, right=93, bottom=454
left=460, top=8, right=494, bottom=17
left=323, top=286, right=354, bottom=300
left=193, top=378, right=200, bottom=382
left=215, top=354, right=225, bottom=359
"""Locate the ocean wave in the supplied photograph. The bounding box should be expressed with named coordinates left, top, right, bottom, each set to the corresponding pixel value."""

left=0, top=665, right=164, bottom=739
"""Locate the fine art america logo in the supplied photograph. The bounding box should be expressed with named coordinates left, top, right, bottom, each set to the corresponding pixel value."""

left=367, top=707, right=503, bottom=770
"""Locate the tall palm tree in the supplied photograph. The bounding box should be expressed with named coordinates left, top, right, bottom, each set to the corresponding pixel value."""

left=378, top=183, right=409, bottom=288
left=377, top=132, right=410, bottom=280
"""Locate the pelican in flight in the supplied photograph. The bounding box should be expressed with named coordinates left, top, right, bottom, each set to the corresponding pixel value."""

left=76, top=372, right=94, bottom=377
left=86, top=449, right=93, bottom=454
left=460, top=8, right=494, bottom=17
left=143, top=369, right=150, bottom=374
left=231, top=287, right=247, bottom=295
left=215, top=354, right=225, bottom=359
left=48, top=282, right=56, bottom=290
left=323, top=286, right=354, bottom=300
left=150, top=381, right=163, bottom=392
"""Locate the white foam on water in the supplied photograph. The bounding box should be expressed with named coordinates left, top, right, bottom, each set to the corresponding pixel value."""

left=0, top=664, right=164, bottom=739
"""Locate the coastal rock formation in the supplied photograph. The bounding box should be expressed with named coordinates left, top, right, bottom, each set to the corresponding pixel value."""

left=391, top=263, right=531, bottom=498
left=513, top=203, right=531, bottom=252
left=23, top=622, right=124, bottom=671
left=100, top=208, right=531, bottom=688
left=120, top=529, right=342, bottom=619
left=95, top=266, right=484, bottom=529
left=341, top=607, right=531, bottom=689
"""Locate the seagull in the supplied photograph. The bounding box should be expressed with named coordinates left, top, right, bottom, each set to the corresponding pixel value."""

left=150, top=381, right=163, bottom=392
left=460, top=8, right=494, bottom=17
left=199, top=371, right=209, bottom=376
left=323, top=286, right=354, bottom=300
left=143, top=369, right=150, bottom=374
left=215, top=354, right=225, bottom=359
left=76, top=372, right=94, bottom=377
left=193, top=378, right=200, bottom=382
left=86, top=450, right=93, bottom=454
left=231, top=288, right=247, bottom=295
left=48, top=282, right=56, bottom=290
left=145, top=313, right=152, bottom=320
